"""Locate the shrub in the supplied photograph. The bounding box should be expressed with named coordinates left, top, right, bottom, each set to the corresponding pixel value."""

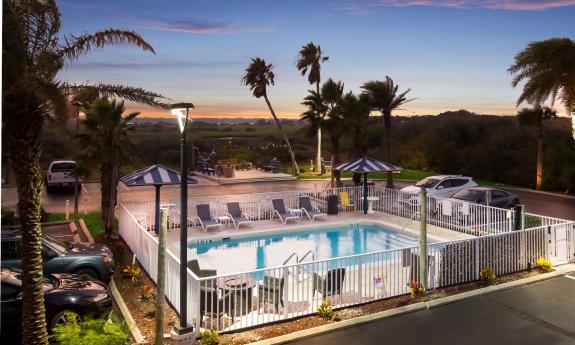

left=50, top=313, right=130, bottom=345
left=524, top=215, right=542, bottom=229
left=535, top=257, right=553, bottom=272
left=317, top=299, right=334, bottom=320
left=410, top=280, right=425, bottom=299
left=479, top=267, right=496, bottom=284
left=122, top=264, right=141, bottom=283
left=137, top=284, right=155, bottom=302
left=200, top=330, right=220, bottom=345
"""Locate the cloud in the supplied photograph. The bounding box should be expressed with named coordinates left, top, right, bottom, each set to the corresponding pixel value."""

left=332, top=0, right=575, bottom=14
left=137, top=17, right=275, bottom=33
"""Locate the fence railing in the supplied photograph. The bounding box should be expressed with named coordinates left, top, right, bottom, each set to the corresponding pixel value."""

left=124, top=185, right=568, bottom=237
left=118, top=202, right=574, bottom=333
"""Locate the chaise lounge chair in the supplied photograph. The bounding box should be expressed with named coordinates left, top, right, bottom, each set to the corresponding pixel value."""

left=226, top=202, right=255, bottom=229
left=299, top=196, right=327, bottom=222
left=272, top=199, right=300, bottom=224
left=312, top=268, right=346, bottom=297
left=194, top=204, right=224, bottom=232
left=339, top=191, right=356, bottom=211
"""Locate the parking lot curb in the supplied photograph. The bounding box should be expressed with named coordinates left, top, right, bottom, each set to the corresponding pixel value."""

left=109, top=278, right=147, bottom=344
left=249, top=265, right=574, bottom=345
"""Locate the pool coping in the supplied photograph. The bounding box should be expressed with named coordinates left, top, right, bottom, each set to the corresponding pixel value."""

left=248, top=263, right=575, bottom=345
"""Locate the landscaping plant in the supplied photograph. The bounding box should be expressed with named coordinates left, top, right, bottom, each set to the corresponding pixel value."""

left=200, top=330, right=220, bottom=345
left=50, top=313, right=130, bottom=345
left=317, top=299, right=335, bottom=320
left=410, top=280, right=426, bottom=299
left=137, top=284, right=155, bottom=302
left=535, top=257, right=553, bottom=272
left=122, top=264, right=141, bottom=283
left=479, top=267, right=497, bottom=284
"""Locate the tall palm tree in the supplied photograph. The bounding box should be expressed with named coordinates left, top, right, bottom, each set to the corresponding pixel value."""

left=321, top=79, right=345, bottom=186
left=2, top=1, right=165, bottom=343
left=296, top=42, right=329, bottom=173
left=517, top=105, right=557, bottom=190
left=78, top=99, right=139, bottom=236
left=361, top=77, right=413, bottom=188
left=242, top=58, right=299, bottom=175
left=340, top=91, right=372, bottom=185
left=301, top=89, right=327, bottom=166
left=509, top=38, right=575, bottom=137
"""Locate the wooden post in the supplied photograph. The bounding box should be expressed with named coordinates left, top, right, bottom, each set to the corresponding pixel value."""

left=155, top=208, right=167, bottom=345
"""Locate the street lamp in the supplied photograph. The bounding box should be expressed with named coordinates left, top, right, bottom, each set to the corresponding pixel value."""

left=170, top=102, right=194, bottom=339
left=72, top=101, right=82, bottom=134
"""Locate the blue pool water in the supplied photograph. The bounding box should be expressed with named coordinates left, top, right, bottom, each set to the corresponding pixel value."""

left=188, top=225, right=418, bottom=274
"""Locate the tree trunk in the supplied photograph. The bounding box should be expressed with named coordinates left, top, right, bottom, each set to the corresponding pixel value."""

left=6, top=115, right=49, bottom=344
left=536, top=124, right=544, bottom=190
left=330, top=134, right=341, bottom=187
left=263, top=94, right=299, bottom=175
left=155, top=209, right=167, bottom=345
left=317, top=126, right=322, bottom=175
left=384, top=111, right=394, bottom=189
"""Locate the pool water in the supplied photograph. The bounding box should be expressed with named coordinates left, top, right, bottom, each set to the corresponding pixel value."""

left=188, top=225, right=418, bottom=275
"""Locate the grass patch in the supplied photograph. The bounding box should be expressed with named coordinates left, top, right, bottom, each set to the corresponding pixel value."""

left=46, top=212, right=110, bottom=237
left=297, top=167, right=437, bottom=181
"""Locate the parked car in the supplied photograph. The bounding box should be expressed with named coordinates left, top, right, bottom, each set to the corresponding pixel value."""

left=400, top=175, right=478, bottom=205
left=46, top=160, right=80, bottom=193
left=1, top=231, right=114, bottom=282
left=1, top=267, right=113, bottom=339
left=449, top=187, right=520, bottom=209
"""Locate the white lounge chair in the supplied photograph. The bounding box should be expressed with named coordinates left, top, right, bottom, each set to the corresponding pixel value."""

left=272, top=199, right=300, bottom=224
left=194, top=204, right=223, bottom=232
left=299, top=196, right=327, bottom=222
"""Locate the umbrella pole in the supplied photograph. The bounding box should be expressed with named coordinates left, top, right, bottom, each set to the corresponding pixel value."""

left=155, top=185, right=161, bottom=235
left=363, top=173, right=368, bottom=215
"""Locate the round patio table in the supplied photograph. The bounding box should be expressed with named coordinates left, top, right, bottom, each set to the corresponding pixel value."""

left=217, top=276, right=256, bottom=315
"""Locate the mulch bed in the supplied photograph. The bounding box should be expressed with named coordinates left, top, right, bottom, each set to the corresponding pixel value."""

left=96, top=234, right=549, bottom=345
left=218, top=269, right=547, bottom=345
left=97, top=235, right=179, bottom=344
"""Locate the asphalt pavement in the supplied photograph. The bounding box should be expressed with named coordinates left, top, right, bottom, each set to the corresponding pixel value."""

left=289, top=274, right=575, bottom=345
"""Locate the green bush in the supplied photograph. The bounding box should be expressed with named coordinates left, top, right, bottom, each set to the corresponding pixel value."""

left=479, top=267, right=496, bottom=284
left=317, top=299, right=334, bottom=320
left=200, top=330, right=220, bottom=345
left=524, top=215, right=542, bottom=229
left=50, top=313, right=130, bottom=345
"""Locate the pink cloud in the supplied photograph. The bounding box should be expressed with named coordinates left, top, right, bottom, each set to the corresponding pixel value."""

left=333, top=0, right=575, bottom=14
left=137, top=18, right=275, bottom=34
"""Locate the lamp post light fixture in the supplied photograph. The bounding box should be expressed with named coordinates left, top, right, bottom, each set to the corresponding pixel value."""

left=72, top=100, right=82, bottom=134
left=170, top=102, right=195, bottom=340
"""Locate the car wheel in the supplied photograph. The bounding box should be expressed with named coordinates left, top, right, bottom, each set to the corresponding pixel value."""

left=51, top=310, right=82, bottom=329
left=73, top=267, right=100, bottom=280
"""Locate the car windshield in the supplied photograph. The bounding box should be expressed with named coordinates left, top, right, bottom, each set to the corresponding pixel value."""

left=43, top=235, right=68, bottom=253
left=452, top=189, right=484, bottom=202
left=50, top=162, right=77, bottom=172
left=415, top=177, right=440, bottom=188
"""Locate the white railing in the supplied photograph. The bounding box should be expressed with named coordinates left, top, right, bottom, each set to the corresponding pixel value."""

left=118, top=202, right=574, bottom=333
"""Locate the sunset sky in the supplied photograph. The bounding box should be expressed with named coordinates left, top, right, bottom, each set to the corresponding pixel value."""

left=57, top=0, right=575, bottom=118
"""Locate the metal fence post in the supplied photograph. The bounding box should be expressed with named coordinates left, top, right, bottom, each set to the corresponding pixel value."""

left=283, top=266, right=289, bottom=319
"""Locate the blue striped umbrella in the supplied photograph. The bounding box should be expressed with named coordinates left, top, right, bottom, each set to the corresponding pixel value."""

left=121, top=164, right=197, bottom=234
left=335, top=157, right=402, bottom=214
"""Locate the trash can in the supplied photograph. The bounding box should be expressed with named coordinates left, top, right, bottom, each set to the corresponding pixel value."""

left=327, top=195, right=339, bottom=215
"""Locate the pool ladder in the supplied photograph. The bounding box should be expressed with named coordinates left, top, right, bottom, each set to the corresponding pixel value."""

left=282, top=250, right=315, bottom=281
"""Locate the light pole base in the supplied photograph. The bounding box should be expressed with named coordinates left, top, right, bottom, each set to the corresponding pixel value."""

left=170, top=326, right=196, bottom=345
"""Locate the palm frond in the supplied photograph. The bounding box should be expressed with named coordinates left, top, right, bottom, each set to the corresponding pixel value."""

left=61, top=29, right=155, bottom=62
left=66, top=83, right=168, bottom=108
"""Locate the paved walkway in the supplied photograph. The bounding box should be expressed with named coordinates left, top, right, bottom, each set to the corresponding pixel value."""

left=289, top=274, right=575, bottom=345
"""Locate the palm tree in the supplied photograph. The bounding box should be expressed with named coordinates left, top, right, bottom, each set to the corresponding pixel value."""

left=509, top=38, right=575, bottom=136
left=361, top=77, right=413, bottom=188
left=301, top=89, right=327, bottom=170
left=78, top=99, right=139, bottom=236
left=517, top=105, right=557, bottom=190
left=340, top=92, right=372, bottom=184
left=321, top=79, right=345, bottom=186
left=242, top=58, right=299, bottom=175
left=2, top=1, right=165, bottom=343
left=296, top=42, right=329, bottom=173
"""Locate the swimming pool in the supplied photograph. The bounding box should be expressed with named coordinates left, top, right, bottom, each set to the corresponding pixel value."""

left=188, top=224, right=419, bottom=275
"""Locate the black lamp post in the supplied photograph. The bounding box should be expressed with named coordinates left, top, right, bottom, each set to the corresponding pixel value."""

left=72, top=100, right=82, bottom=134
left=170, top=102, right=194, bottom=336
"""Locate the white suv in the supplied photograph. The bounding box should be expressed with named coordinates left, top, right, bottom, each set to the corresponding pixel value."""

left=46, top=160, right=80, bottom=193
left=400, top=175, right=478, bottom=204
